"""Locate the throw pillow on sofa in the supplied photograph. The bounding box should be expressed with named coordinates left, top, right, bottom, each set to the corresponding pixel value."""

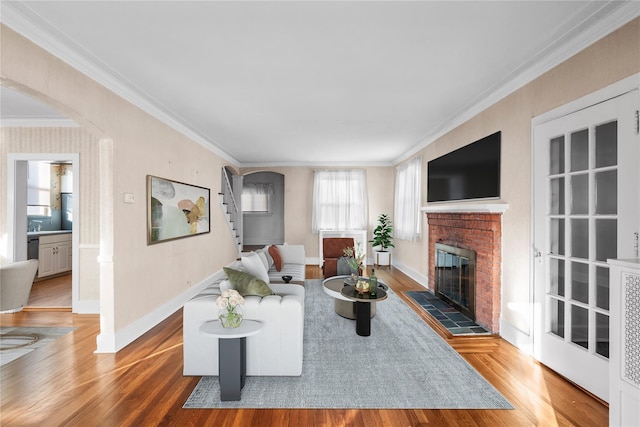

left=254, top=249, right=270, bottom=272
left=277, top=244, right=305, bottom=264
left=262, top=245, right=275, bottom=269
left=223, top=267, right=274, bottom=297
left=268, top=245, right=283, bottom=271
left=241, top=252, right=270, bottom=283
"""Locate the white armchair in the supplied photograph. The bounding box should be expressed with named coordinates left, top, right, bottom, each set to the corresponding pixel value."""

left=1, top=259, right=39, bottom=313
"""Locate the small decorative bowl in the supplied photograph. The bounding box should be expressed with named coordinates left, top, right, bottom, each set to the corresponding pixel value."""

left=355, top=279, right=370, bottom=294
left=282, top=275, right=292, bottom=283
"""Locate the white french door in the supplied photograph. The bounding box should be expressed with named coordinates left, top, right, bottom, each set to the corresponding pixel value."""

left=533, top=90, right=639, bottom=402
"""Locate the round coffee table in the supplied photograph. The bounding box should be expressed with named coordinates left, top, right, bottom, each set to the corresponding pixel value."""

left=323, top=275, right=388, bottom=320
left=340, top=285, right=388, bottom=336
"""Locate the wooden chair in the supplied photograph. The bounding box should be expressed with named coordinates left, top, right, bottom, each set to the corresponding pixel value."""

left=322, top=238, right=354, bottom=278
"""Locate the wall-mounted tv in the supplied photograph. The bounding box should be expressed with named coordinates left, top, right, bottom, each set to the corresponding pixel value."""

left=427, top=131, right=501, bottom=203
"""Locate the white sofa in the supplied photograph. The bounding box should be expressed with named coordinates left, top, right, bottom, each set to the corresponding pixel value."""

left=183, top=244, right=306, bottom=376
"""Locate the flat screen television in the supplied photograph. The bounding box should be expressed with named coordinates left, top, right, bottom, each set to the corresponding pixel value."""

left=427, top=131, right=501, bottom=203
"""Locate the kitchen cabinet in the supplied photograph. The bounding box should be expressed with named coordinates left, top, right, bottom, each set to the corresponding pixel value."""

left=38, top=233, right=72, bottom=278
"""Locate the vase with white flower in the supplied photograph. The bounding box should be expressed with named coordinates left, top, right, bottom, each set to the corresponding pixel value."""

left=216, top=289, right=245, bottom=328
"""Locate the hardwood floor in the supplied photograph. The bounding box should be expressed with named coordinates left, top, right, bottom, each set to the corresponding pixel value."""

left=26, top=273, right=72, bottom=310
left=0, top=266, right=608, bottom=426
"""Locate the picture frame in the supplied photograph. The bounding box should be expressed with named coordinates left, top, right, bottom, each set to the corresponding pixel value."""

left=147, top=175, right=210, bottom=245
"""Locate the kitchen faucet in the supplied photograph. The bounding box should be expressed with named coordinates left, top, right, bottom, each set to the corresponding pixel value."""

left=28, top=220, right=42, bottom=232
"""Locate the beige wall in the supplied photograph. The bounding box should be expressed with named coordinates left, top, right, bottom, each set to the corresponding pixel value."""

left=1, top=25, right=239, bottom=338
left=241, top=166, right=395, bottom=261
left=396, top=18, right=639, bottom=335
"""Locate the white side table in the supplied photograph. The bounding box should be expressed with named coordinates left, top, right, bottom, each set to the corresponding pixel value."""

left=200, top=320, right=262, bottom=401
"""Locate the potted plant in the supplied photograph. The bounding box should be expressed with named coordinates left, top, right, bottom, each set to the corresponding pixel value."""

left=369, top=214, right=394, bottom=267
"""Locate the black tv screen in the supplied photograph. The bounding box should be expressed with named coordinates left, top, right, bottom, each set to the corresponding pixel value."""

left=427, top=131, right=501, bottom=203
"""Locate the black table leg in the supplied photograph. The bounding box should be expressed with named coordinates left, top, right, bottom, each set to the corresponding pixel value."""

left=218, top=337, right=246, bottom=401
left=355, top=301, right=371, bottom=336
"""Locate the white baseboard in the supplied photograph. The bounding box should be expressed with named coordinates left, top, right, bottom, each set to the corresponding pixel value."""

left=95, top=269, right=226, bottom=353
left=74, top=299, right=99, bottom=314
left=392, top=261, right=429, bottom=289
left=499, top=319, right=533, bottom=355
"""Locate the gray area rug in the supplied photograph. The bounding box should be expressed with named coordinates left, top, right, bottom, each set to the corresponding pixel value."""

left=184, top=280, right=513, bottom=409
left=0, top=326, right=75, bottom=367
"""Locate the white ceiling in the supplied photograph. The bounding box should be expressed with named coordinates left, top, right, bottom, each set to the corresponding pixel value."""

left=1, top=1, right=637, bottom=166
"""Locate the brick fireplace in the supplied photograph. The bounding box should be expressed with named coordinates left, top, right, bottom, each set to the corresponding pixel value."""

left=423, top=205, right=507, bottom=333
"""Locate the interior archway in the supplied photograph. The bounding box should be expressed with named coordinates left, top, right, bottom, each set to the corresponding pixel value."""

left=1, top=83, right=111, bottom=320
left=242, top=171, right=285, bottom=248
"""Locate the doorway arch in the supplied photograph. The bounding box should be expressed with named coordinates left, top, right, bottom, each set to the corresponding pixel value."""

left=1, top=83, right=113, bottom=322
left=242, top=171, right=285, bottom=246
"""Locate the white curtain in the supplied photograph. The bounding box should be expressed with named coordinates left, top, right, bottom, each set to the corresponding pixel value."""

left=242, top=183, right=273, bottom=212
left=243, top=183, right=274, bottom=195
left=394, top=156, right=422, bottom=241
left=312, top=169, right=367, bottom=233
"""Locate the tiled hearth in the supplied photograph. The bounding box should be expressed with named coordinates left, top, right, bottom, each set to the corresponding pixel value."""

left=407, top=290, right=490, bottom=335
left=422, top=204, right=508, bottom=333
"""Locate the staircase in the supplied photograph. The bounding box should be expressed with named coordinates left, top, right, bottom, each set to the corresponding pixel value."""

left=220, top=168, right=242, bottom=255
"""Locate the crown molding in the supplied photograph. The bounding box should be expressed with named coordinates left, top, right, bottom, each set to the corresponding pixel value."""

left=241, top=160, right=394, bottom=168
left=393, top=1, right=640, bottom=165
left=1, top=2, right=241, bottom=168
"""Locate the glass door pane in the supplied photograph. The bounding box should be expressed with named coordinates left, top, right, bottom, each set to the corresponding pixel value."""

left=546, top=120, right=618, bottom=360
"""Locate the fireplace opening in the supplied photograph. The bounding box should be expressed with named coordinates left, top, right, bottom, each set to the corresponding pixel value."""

left=434, top=243, right=476, bottom=321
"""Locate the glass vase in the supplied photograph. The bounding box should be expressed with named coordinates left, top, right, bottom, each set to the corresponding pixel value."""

left=219, top=305, right=243, bottom=328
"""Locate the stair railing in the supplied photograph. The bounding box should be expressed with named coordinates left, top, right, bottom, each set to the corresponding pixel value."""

left=220, top=168, right=242, bottom=254
left=221, top=168, right=239, bottom=226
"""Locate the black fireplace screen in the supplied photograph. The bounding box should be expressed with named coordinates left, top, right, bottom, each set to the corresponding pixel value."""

left=434, top=243, right=476, bottom=320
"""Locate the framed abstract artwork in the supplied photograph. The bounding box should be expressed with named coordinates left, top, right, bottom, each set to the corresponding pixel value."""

left=147, top=175, right=210, bottom=244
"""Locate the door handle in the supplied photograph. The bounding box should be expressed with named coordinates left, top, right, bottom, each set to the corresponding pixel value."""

left=533, top=246, right=543, bottom=263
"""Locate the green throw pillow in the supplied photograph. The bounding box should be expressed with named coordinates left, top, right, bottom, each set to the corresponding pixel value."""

left=223, top=267, right=275, bottom=297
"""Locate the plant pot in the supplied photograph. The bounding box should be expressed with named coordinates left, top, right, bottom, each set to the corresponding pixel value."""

left=374, top=250, right=391, bottom=267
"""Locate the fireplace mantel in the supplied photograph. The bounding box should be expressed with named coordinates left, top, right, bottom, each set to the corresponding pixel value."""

left=421, top=202, right=509, bottom=214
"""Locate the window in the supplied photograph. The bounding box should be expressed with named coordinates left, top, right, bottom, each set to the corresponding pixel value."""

left=394, top=156, right=422, bottom=241
left=242, top=183, right=273, bottom=213
left=27, top=161, right=51, bottom=217
left=312, top=169, right=367, bottom=233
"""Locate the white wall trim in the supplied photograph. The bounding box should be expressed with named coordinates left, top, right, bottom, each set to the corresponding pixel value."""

left=74, top=299, right=99, bottom=314
left=392, top=261, right=429, bottom=289
left=532, top=73, right=640, bottom=127
left=95, top=269, right=225, bottom=353
left=499, top=318, right=533, bottom=355
left=421, top=203, right=509, bottom=214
